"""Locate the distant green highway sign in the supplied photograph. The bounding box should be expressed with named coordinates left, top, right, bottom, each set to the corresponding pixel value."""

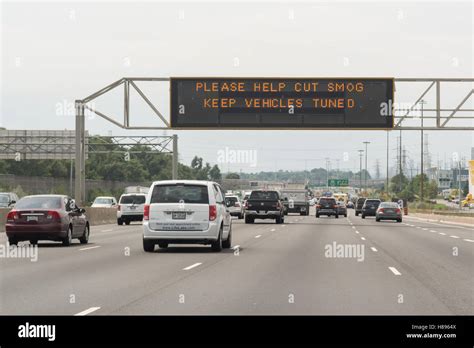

left=328, top=179, right=349, bottom=187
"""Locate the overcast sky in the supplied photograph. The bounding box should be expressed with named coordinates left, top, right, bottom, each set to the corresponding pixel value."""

left=1, top=1, right=473, bottom=175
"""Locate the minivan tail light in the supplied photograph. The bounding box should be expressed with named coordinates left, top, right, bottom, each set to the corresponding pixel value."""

left=143, top=204, right=150, bottom=221
left=6, top=210, right=19, bottom=222
left=46, top=210, right=61, bottom=222
left=209, top=205, right=217, bottom=221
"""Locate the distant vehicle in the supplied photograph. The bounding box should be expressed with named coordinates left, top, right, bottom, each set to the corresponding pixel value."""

left=5, top=195, right=89, bottom=246
left=244, top=190, right=285, bottom=224
left=361, top=199, right=381, bottom=218
left=142, top=180, right=232, bottom=252
left=333, top=193, right=349, bottom=204
left=117, top=193, right=147, bottom=225
left=316, top=197, right=338, bottom=218
left=91, top=196, right=117, bottom=208
left=309, top=197, right=317, bottom=206
left=355, top=197, right=367, bottom=216
left=336, top=201, right=347, bottom=217
left=0, top=192, right=19, bottom=208
left=346, top=201, right=354, bottom=209
left=376, top=202, right=402, bottom=222
left=225, top=195, right=244, bottom=219
left=280, top=189, right=310, bottom=216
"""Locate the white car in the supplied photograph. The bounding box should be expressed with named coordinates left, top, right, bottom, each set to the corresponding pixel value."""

left=91, top=196, right=117, bottom=208
left=225, top=195, right=244, bottom=219
left=117, top=193, right=147, bottom=225
left=142, top=180, right=232, bottom=252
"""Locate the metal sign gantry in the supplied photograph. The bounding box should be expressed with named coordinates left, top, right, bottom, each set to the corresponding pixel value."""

left=75, top=77, right=474, bottom=203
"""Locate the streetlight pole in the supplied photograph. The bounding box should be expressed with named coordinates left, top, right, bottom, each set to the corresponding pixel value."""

left=363, top=141, right=370, bottom=191
left=419, top=99, right=427, bottom=203
left=360, top=153, right=362, bottom=193
left=386, top=130, right=389, bottom=194
left=325, top=158, right=330, bottom=190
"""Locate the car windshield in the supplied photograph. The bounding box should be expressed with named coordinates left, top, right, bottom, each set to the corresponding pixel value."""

left=15, top=196, right=62, bottom=210
left=150, top=185, right=209, bottom=204
left=94, top=198, right=114, bottom=204
left=0, top=195, right=10, bottom=203
left=380, top=202, right=399, bottom=208
left=282, top=192, right=306, bottom=200
left=250, top=191, right=279, bottom=200
left=120, top=195, right=146, bottom=204
left=225, top=197, right=238, bottom=204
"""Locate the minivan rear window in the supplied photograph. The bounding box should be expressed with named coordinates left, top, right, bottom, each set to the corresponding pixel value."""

left=120, top=195, right=146, bottom=204
left=150, top=185, right=209, bottom=204
left=249, top=191, right=279, bottom=201
left=364, top=200, right=381, bottom=205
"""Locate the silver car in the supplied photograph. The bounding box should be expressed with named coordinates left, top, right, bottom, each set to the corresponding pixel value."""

left=225, top=195, right=244, bottom=219
left=375, top=202, right=402, bottom=222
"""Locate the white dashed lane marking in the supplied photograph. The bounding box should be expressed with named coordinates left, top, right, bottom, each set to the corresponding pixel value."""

left=370, top=247, right=378, bottom=252
left=75, top=307, right=101, bottom=316
left=388, top=267, right=402, bottom=276
left=183, top=263, right=202, bottom=271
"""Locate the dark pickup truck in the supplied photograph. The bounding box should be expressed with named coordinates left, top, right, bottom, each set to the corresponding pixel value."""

left=244, top=190, right=285, bottom=224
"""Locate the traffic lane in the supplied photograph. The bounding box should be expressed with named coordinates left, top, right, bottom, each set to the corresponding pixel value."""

left=111, top=211, right=452, bottom=315
left=0, top=215, right=297, bottom=315
left=348, top=213, right=473, bottom=314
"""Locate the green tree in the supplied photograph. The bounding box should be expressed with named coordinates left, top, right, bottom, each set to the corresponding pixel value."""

left=225, top=172, right=240, bottom=179
left=209, top=165, right=221, bottom=181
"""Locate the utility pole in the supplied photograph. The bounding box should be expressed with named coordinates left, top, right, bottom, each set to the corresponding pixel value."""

left=386, top=130, right=389, bottom=194
left=419, top=99, right=427, bottom=202
left=458, top=158, right=463, bottom=210
left=363, top=141, right=370, bottom=190
left=325, top=158, right=330, bottom=190
left=358, top=150, right=364, bottom=194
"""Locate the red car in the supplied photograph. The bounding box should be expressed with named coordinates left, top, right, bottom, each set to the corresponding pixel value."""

left=5, top=195, right=90, bottom=246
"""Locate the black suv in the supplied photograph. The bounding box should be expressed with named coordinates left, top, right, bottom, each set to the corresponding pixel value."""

left=355, top=197, right=366, bottom=216
left=361, top=199, right=381, bottom=218
left=316, top=197, right=338, bottom=218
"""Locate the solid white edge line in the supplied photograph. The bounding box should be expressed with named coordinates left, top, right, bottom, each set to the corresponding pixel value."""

left=101, top=229, right=113, bottom=232
left=74, top=307, right=101, bottom=316
left=388, top=267, right=402, bottom=275
left=183, top=262, right=202, bottom=271
left=79, top=246, right=101, bottom=251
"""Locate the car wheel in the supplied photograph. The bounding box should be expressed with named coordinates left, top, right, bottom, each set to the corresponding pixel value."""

left=117, top=218, right=123, bottom=226
left=158, top=243, right=168, bottom=248
left=125, top=220, right=131, bottom=225
left=275, top=216, right=282, bottom=224
left=316, top=214, right=319, bottom=218
left=245, top=216, right=254, bottom=224
left=306, top=210, right=310, bottom=216
left=222, top=224, right=232, bottom=249
left=79, top=224, right=89, bottom=244
left=8, top=238, right=18, bottom=246
left=238, top=214, right=243, bottom=219
left=143, top=238, right=155, bottom=252
left=344, top=214, right=347, bottom=218
left=30, top=240, right=38, bottom=245
left=355, top=212, right=359, bottom=216
left=211, top=226, right=223, bottom=252
left=63, top=226, right=73, bottom=246
left=376, top=218, right=380, bottom=222
left=397, top=219, right=402, bottom=223
left=361, top=215, right=365, bottom=219
left=335, top=214, right=339, bottom=219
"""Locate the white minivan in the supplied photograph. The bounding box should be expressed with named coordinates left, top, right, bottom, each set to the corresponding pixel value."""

left=142, top=180, right=232, bottom=252
left=117, top=193, right=147, bottom=225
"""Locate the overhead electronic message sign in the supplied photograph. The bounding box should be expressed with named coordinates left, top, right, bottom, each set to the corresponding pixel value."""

left=170, top=78, right=394, bottom=129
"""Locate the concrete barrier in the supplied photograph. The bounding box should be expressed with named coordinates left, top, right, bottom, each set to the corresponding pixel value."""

left=0, top=207, right=118, bottom=232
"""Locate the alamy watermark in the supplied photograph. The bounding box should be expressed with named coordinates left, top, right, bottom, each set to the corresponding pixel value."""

left=217, top=146, right=257, bottom=168
left=0, top=242, right=38, bottom=262
left=325, top=242, right=365, bottom=262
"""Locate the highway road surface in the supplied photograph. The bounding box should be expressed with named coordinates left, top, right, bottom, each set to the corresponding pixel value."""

left=1, top=208, right=472, bottom=315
